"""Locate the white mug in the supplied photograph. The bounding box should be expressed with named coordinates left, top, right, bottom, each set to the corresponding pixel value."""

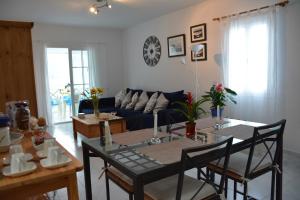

left=10, top=152, right=26, bottom=173
left=43, top=138, right=56, bottom=154
left=9, top=144, right=23, bottom=155
left=47, top=146, right=64, bottom=165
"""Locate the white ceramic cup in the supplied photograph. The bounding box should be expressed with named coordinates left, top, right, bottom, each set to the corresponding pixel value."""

left=9, top=144, right=23, bottom=155
left=10, top=152, right=26, bottom=173
left=47, top=146, right=64, bottom=165
left=43, top=138, right=56, bottom=154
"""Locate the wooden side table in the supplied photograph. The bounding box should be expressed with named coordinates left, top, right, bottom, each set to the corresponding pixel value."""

left=0, top=133, right=83, bottom=200
left=71, top=114, right=126, bottom=140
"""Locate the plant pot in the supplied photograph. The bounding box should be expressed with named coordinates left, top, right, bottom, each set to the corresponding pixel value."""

left=210, top=107, right=224, bottom=118
left=186, top=122, right=196, bottom=138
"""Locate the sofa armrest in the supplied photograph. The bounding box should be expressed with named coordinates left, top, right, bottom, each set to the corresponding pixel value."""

left=158, top=109, right=187, bottom=126
left=78, top=97, right=115, bottom=114
left=78, top=99, right=93, bottom=113
left=99, top=97, right=115, bottom=108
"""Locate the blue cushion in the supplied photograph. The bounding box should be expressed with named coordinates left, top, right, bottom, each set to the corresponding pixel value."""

left=163, top=90, right=185, bottom=108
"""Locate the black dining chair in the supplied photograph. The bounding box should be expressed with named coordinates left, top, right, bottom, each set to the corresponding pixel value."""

left=105, top=136, right=233, bottom=200
left=207, top=119, right=286, bottom=200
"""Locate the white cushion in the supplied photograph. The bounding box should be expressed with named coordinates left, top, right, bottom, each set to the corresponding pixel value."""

left=153, top=93, right=169, bottom=113
left=134, top=91, right=149, bottom=111
left=115, top=89, right=126, bottom=107
left=212, top=151, right=272, bottom=176
left=121, top=91, right=132, bottom=108
left=144, top=175, right=217, bottom=200
left=143, top=92, right=158, bottom=113
left=126, top=92, right=139, bottom=110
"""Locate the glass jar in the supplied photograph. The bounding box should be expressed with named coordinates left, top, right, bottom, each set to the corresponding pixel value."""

left=0, top=115, right=11, bottom=146
left=15, top=102, right=30, bottom=130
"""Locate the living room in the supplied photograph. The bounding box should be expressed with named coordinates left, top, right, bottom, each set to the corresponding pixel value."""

left=0, top=0, right=300, bottom=199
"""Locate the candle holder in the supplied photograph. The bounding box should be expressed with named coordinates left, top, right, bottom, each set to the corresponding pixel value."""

left=150, top=111, right=161, bottom=144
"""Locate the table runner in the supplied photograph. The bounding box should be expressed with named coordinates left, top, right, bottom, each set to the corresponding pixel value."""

left=136, top=138, right=205, bottom=165
left=213, top=124, right=255, bottom=140
left=112, top=129, right=169, bottom=146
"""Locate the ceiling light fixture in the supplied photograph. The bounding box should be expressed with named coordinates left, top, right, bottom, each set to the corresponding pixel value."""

left=89, top=0, right=112, bottom=15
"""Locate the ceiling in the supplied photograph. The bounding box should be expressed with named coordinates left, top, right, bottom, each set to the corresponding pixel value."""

left=0, top=0, right=202, bottom=29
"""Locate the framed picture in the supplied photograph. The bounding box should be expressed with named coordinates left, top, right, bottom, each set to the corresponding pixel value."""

left=191, top=43, right=207, bottom=61
left=190, top=23, right=207, bottom=43
left=167, top=34, right=186, bottom=57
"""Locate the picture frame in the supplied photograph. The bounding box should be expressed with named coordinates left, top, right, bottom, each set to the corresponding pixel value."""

left=191, top=43, right=207, bottom=61
left=190, top=23, right=207, bottom=43
left=167, top=34, right=186, bottom=57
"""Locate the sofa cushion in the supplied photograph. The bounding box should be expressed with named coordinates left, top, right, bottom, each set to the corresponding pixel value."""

left=153, top=93, right=169, bottom=113
left=163, top=90, right=185, bottom=109
left=121, top=91, right=132, bottom=108
left=144, top=92, right=158, bottom=114
left=115, top=89, right=126, bottom=107
left=134, top=91, right=149, bottom=111
left=126, top=88, right=143, bottom=95
left=126, top=92, right=139, bottom=110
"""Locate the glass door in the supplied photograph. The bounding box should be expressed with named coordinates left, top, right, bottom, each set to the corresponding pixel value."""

left=46, top=48, right=72, bottom=123
left=46, top=48, right=91, bottom=124
left=69, top=50, right=90, bottom=116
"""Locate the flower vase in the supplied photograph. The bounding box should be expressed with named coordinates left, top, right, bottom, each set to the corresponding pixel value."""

left=210, top=107, right=224, bottom=118
left=186, top=122, right=196, bottom=138
left=93, top=99, right=99, bottom=118
left=211, top=107, right=224, bottom=129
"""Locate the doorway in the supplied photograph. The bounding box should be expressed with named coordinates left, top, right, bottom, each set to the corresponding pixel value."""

left=46, top=48, right=90, bottom=124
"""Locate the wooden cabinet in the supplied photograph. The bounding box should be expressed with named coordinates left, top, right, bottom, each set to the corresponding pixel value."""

left=0, top=21, right=37, bottom=116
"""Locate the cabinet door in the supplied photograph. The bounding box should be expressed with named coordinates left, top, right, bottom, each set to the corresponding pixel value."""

left=0, top=21, right=37, bottom=116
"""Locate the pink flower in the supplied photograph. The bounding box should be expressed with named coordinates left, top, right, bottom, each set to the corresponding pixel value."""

left=216, top=83, right=223, bottom=93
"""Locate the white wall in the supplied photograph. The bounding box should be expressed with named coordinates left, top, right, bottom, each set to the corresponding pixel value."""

left=122, top=0, right=300, bottom=153
left=32, top=23, right=124, bottom=97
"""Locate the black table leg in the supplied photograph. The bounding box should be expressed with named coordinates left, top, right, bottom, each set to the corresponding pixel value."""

left=134, top=177, right=144, bottom=200
left=276, top=140, right=283, bottom=200
left=104, top=161, right=110, bottom=200
left=83, top=143, right=93, bottom=200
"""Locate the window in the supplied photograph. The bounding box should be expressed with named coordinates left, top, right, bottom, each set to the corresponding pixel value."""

left=227, top=21, right=269, bottom=94
left=222, top=10, right=280, bottom=122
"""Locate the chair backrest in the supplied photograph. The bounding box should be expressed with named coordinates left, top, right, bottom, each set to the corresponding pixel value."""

left=244, top=119, right=286, bottom=179
left=176, top=137, right=233, bottom=200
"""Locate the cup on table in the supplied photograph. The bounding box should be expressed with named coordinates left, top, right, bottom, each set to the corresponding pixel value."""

left=10, top=152, right=26, bottom=173
left=47, top=146, right=64, bottom=165
left=9, top=144, right=23, bottom=155
left=43, top=138, right=56, bottom=154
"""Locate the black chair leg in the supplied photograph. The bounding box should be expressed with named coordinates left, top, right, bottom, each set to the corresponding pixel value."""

left=129, top=193, right=133, bottom=200
left=224, top=177, right=228, bottom=198
left=271, top=169, right=275, bottom=200
left=243, top=182, right=248, bottom=200
left=234, top=180, right=237, bottom=200
left=197, top=167, right=201, bottom=180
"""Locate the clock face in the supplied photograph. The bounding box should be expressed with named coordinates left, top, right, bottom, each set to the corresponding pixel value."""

left=143, top=36, right=161, bottom=67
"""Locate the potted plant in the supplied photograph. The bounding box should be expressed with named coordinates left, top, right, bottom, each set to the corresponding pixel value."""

left=175, top=92, right=206, bottom=137
left=82, top=87, right=104, bottom=117
left=201, top=83, right=237, bottom=118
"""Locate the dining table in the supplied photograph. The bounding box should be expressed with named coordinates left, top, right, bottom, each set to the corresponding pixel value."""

left=82, top=118, right=283, bottom=200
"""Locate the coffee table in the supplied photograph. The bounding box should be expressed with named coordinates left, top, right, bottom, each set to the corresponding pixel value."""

left=71, top=114, right=126, bottom=140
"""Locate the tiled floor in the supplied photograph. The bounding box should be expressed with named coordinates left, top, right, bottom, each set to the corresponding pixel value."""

left=49, top=123, right=300, bottom=200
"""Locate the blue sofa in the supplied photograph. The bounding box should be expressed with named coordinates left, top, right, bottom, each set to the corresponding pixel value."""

left=78, top=89, right=187, bottom=131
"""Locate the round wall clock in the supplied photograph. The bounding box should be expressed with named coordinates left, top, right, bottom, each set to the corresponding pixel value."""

left=143, top=36, right=161, bottom=67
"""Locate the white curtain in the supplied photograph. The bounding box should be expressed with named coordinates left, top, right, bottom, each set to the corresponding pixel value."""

left=221, top=8, right=282, bottom=123
left=87, top=43, right=108, bottom=96
left=32, top=41, right=53, bottom=125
